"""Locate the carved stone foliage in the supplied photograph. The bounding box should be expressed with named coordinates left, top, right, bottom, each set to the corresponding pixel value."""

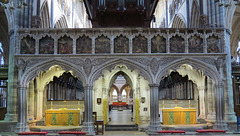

left=170, top=36, right=184, bottom=53
left=114, top=35, right=129, bottom=53
left=95, top=35, right=110, bottom=53
left=20, top=36, right=35, bottom=54
left=151, top=35, right=166, bottom=53
left=39, top=36, right=54, bottom=54
left=133, top=36, right=147, bottom=53
left=76, top=36, right=92, bottom=54
left=188, top=36, right=203, bottom=53
left=207, top=36, right=220, bottom=53
left=58, top=36, right=73, bottom=54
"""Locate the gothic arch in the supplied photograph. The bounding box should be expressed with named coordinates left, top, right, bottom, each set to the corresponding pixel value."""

left=120, top=84, right=130, bottom=95
left=54, top=14, right=68, bottom=28
left=90, top=59, right=153, bottom=85
left=230, top=4, right=240, bottom=58
left=156, top=58, right=220, bottom=84
left=108, top=71, right=133, bottom=91
left=190, top=0, right=200, bottom=28
left=40, top=0, right=51, bottom=28
left=111, top=84, right=120, bottom=95
left=171, top=13, right=187, bottom=28
left=20, top=59, right=87, bottom=87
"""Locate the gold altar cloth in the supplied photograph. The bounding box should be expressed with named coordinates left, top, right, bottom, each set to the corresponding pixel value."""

left=162, top=107, right=196, bottom=125
left=45, top=109, right=80, bottom=126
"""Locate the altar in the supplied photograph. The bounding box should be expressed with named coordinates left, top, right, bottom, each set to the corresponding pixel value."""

left=162, top=107, right=196, bottom=125
left=45, top=109, right=80, bottom=126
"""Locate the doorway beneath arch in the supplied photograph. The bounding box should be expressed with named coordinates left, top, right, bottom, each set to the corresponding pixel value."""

left=108, top=74, right=134, bottom=125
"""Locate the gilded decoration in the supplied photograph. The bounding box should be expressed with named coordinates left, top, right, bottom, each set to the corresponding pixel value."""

left=207, top=36, right=220, bottom=53
left=151, top=35, right=166, bottom=53
left=95, top=36, right=110, bottom=53
left=188, top=36, right=203, bottom=53
left=133, top=36, right=147, bottom=53
left=135, top=98, right=139, bottom=124
left=170, top=36, right=185, bottom=53
left=114, top=35, right=129, bottom=53
left=76, top=36, right=92, bottom=54
left=39, top=36, right=54, bottom=54
left=103, top=98, right=108, bottom=124
left=20, top=36, right=35, bottom=54
left=58, top=36, right=73, bottom=54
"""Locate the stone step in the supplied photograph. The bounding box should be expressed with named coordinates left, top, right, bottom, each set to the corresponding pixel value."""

left=105, top=124, right=138, bottom=131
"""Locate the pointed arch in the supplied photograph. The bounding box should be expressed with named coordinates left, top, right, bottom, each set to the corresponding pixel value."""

left=171, top=13, right=187, bottom=28
left=156, top=58, right=219, bottom=84
left=190, top=0, right=200, bottom=28
left=20, top=59, right=87, bottom=87
left=54, top=14, right=68, bottom=28
left=40, top=0, right=51, bottom=28
left=90, top=59, right=153, bottom=84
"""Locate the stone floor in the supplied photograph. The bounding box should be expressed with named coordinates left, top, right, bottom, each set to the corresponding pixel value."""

left=108, top=109, right=135, bottom=125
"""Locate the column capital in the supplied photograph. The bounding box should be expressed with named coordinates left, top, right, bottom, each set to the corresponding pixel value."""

left=149, top=84, right=159, bottom=87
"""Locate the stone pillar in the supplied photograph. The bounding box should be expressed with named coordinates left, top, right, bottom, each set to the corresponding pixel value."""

left=206, top=78, right=216, bottom=120
left=35, top=89, right=44, bottom=120
left=15, top=86, right=29, bottom=132
left=198, top=86, right=206, bottom=119
left=27, top=80, right=34, bottom=121
left=82, top=85, right=95, bottom=135
left=214, top=81, right=228, bottom=130
left=219, top=0, right=236, bottom=122
left=148, top=84, right=161, bottom=134
left=4, top=31, right=18, bottom=121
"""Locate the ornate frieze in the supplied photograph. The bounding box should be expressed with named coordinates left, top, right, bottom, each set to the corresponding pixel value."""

left=16, top=28, right=225, bottom=55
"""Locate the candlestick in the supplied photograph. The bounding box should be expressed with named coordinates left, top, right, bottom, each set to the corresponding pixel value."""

left=189, top=100, right=190, bottom=104
left=163, top=100, right=164, bottom=104
left=78, top=101, right=80, bottom=110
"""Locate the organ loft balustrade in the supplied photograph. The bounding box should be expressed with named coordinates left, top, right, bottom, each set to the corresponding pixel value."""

left=16, top=28, right=226, bottom=56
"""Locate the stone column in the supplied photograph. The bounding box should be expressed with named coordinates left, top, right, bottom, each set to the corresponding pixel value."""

left=214, top=81, right=228, bottom=130
left=82, top=85, right=95, bottom=135
left=198, top=86, right=206, bottom=119
left=15, top=86, right=29, bottom=132
left=4, top=31, right=18, bottom=122
left=35, top=89, right=44, bottom=120
left=219, top=0, right=236, bottom=122
left=148, top=84, right=161, bottom=134
left=206, top=78, right=216, bottom=120
left=27, top=80, right=34, bottom=121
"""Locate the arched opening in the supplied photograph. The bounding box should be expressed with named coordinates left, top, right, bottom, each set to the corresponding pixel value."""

left=24, top=65, right=85, bottom=128
left=40, top=0, right=51, bottom=28
left=159, top=64, right=216, bottom=125
left=0, top=8, right=8, bottom=120
left=92, top=64, right=150, bottom=130
left=54, top=15, right=68, bottom=28
left=190, top=0, right=200, bottom=28
left=108, top=73, right=134, bottom=125
left=171, top=13, right=187, bottom=28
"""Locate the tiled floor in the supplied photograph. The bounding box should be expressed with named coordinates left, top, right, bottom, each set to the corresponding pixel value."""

left=108, top=109, right=135, bottom=125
